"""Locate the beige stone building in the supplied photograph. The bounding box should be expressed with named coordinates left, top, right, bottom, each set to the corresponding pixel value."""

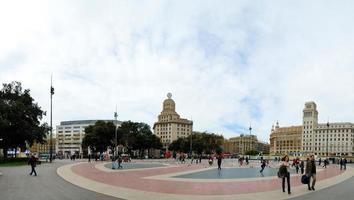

left=270, top=123, right=302, bottom=156
left=302, top=102, right=354, bottom=157
left=224, top=134, right=270, bottom=155
left=29, top=138, right=57, bottom=156
left=153, top=93, right=193, bottom=150
left=270, top=101, right=354, bottom=157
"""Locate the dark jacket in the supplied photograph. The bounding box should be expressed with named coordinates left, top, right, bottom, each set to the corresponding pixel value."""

left=28, top=156, right=36, bottom=167
left=305, top=160, right=316, bottom=174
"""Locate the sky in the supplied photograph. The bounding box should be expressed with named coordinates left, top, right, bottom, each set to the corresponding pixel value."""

left=2, top=1, right=354, bottom=142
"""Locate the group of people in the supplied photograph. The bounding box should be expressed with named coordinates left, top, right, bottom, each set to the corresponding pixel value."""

left=238, top=156, right=249, bottom=166
left=339, top=158, right=348, bottom=170
left=278, top=155, right=318, bottom=195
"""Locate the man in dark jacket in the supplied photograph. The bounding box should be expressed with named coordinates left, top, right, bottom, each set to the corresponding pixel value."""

left=305, top=155, right=316, bottom=190
left=28, top=155, right=37, bottom=176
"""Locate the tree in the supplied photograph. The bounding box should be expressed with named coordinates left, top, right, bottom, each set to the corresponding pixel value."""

left=245, top=150, right=260, bottom=156
left=117, top=121, right=162, bottom=157
left=82, top=121, right=115, bottom=153
left=0, top=82, right=49, bottom=158
left=168, top=132, right=224, bottom=155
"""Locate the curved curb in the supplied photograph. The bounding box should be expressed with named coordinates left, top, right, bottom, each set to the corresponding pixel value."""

left=57, top=163, right=354, bottom=200
left=95, top=162, right=173, bottom=172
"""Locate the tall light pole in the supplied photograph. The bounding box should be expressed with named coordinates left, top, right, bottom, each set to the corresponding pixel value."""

left=326, top=121, right=329, bottom=158
left=114, top=107, right=118, bottom=156
left=50, top=76, right=54, bottom=163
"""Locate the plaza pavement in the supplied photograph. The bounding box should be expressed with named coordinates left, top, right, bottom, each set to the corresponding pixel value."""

left=0, top=160, right=121, bottom=200
left=57, top=160, right=354, bottom=200
left=0, top=159, right=353, bottom=200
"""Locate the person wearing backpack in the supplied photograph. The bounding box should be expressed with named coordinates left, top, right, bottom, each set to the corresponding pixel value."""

left=305, top=155, right=316, bottom=191
left=279, top=155, right=291, bottom=194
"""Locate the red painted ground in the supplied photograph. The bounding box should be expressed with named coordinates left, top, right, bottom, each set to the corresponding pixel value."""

left=71, top=163, right=344, bottom=195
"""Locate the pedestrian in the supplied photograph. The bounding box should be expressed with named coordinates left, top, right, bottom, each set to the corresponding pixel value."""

left=199, top=154, right=202, bottom=164
left=324, top=158, right=327, bottom=168
left=318, top=157, right=322, bottom=166
left=300, top=159, right=305, bottom=174
left=28, top=155, right=37, bottom=176
left=295, top=160, right=299, bottom=174
left=88, top=153, right=91, bottom=162
left=246, top=157, right=249, bottom=165
left=217, top=154, right=223, bottom=170
left=208, top=156, right=213, bottom=166
left=305, top=155, right=316, bottom=191
left=118, top=155, right=123, bottom=169
left=111, top=155, right=117, bottom=169
left=279, top=155, right=291, bottom=194
left=343, top=158, right=347, bottom=170
left=260, top=160, right=266, bottom=173
left=339, top=158, right=343, bottom=170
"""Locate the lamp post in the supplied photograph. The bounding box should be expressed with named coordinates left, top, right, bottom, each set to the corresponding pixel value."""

left=50, top=76, right=54, bottom=163
left=326, top=121, right=329, bottom=158
left=114, top=108, right=118, bottom=156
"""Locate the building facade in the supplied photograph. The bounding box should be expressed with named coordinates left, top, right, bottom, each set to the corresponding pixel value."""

left=56, top=120, right=121, bottom=158
left=270, top=123, right=302, bottom=156
left=270, top=101, right=354, bottom=157
left=302, top=102, right=354, bottom=157
left=29, top=138, right=57, bottom=156
left=224, top=134, right=270, bottom=155
left=153, top=93, right=193, bottom=150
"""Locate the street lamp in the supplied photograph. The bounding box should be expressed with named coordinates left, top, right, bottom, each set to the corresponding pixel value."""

left=50, top=76, right=54, bottom=163
left=326, top=121, right=329, bottom=158
left=114, top=107, right=118, bottom=156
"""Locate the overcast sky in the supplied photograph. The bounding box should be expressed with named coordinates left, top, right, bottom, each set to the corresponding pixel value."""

left=2, top=1, right=354, bottom=142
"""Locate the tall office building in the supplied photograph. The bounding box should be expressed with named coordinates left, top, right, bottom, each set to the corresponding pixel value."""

left=153, top=93, right=193, bottom=150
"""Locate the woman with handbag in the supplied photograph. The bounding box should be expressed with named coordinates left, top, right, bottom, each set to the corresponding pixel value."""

left=279, top=155, right=291, bottom=194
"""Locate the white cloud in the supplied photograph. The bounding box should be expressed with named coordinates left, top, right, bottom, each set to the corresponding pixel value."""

left=2, top=1, right=354, bottom=143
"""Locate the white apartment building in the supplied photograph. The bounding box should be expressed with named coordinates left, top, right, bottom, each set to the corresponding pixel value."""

left=56, top=120, right=121, bottom=158
left=302, top=102, right=354, bottom=156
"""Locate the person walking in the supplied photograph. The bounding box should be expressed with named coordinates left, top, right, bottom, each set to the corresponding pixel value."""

left=279, top=155, right=291, bottom=194
left=343, top=158, right=347, bottom=170
left=217, top=154, right=223, bottom=170
left=318, top=157, right=321, bottom=166
left=300, top=159, right=305, bottom=174
left=295, top=159, right=299, bottom=174
left=260, top=160, right=266, bottom=173
left=28, top=155, right=37, bottom=176
left=117, top=155, right=123, bottom=169
left=305, top=155, right=317, bottom=191
left=339, top=158, right=343, bottom=170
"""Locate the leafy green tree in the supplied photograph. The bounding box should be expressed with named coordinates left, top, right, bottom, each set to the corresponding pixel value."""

left=245, top=150, right=260, bottom=156
left=118, top=121, right=162, bottom=157
left=168, top=132, right=224, bottom=155
left=0, top=82, right=49, bottom=158
left=82, top=121, right=115, bottom=153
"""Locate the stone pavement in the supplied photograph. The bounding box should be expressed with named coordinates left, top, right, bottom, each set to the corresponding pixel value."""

left=57, top=160, right=354, bottom=200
